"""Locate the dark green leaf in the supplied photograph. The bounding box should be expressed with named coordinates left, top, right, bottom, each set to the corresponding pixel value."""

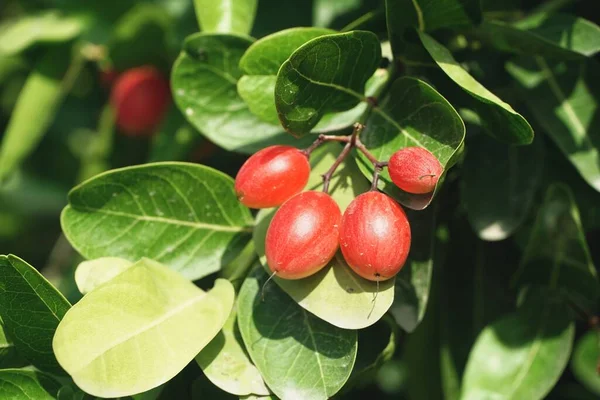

left=571, top=330, right=600, bottom=395
left=193, top=0, right=257, bottom=35
left=477, top=13, right=600, bottom=59
left=274, top=31, right=381, bottom=136
left=0, top=317, right=26, bottom=369
left=463, top=135, right=545, bottom=241
left=356, top=77, right=465, bottom=210
left=0, top=369, right=61, bottom=399
left=461, top=288, right=575, bottom=400
left=506, top=57, right=600, bottom=191
left=172, top=33, right=308, bottom=153
left=419, top=32, right=533, bottom=145
left=0, top=255, right=71, bottom=374
left=148, top=105, right=203, bottom=162
left=512, top=184, right=599, bottom=312
left=237, top=266, right=358, bottom=400
left=61, top=163, right=253, bottom=281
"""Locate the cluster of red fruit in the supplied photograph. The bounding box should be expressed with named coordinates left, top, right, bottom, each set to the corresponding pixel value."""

left=235, top=143, right=443, bottom=282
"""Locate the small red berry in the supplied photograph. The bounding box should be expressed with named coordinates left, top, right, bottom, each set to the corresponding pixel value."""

left=110, top=66, right=170, bottom=136
left=388, top=147, right=443, bottom=194
left=265, top=191, right=341, bottom=280
left=340, top=191, right=411, bottom=281
left=235, top=145, right=310, bottom=209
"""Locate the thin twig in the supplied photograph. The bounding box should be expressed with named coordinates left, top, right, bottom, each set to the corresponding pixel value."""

left=322, top=142, right=353, bottom=194
left=370, top=161, right=388, bottom=191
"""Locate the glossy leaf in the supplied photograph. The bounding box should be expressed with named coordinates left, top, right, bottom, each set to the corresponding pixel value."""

left=238, top=266, right=357, bottom=400
left=571, top=330, right=600, bottom=395
left=274, top=31, right=381, bottom=136
left=74, top=257, right=134, bottom=294
left=478, top=13, right=600, bottom=59
left=61, top=162, right=253, bottom=281
left=0, top=11, right=82, bottom=55
left=0, top=317, right=25, bottom=368
left=53, top=258, right=235, bottom=398
left=356, top=77, right=465, bottom=210
left=172, top=33, right=307, bottom=153
left=0, top=255, right=71, bottom=374
left=196, top=307, right=270, bottom=396
left=463, top=135, right=544, bottom=241
left=506, top=57, right=600, bottom=192
left=419, top=32, right=533, bottom=145
left=0, top=369, right=61, bottom=399
left=194, top=0, right=257, bottom=35
left=512, top=184, right=600, bottom=312
left=253, top=144, right=395, bottom=330
left=461, top=288, right=575, bottom=400
left=0, top=46, right=72, bottom=182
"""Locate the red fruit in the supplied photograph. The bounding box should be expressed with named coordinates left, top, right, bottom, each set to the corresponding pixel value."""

left=388, top=147, right=443, bottom=194
left=265, top=191, right=341, bottom=280
left=235, top=145, right=310, bottom=209
left=110, top=66, right=170, bottom=136
left=339, top=191, right=411, bottom=281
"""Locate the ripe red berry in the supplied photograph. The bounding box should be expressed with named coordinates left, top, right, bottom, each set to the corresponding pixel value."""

left=110, top=66, right=170, bottom=136
left=265, top=191, right=341, bottom=280
left=340, top=191, right=411, bottom=281
left=235, top=145, right=310, bottom=209
left=388, top=147, right=443, bottom=194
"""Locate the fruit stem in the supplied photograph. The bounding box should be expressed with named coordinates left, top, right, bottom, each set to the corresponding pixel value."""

left=261, top=270, right=277, bottom=302
left=322, top=141, right=353, bottom=194
left=370, top=161, right=388, bottom=191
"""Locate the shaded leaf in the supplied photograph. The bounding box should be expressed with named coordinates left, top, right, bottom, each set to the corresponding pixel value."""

left=461, top=288, right=575, bottom=400
left=571, top=330, right=600, bottom=395
left=0, top=317, right=26, bottom=369
left=61, top=162, right=253, bottom=281
left=463, top=135, right=545, bottom=241
left=419, top=32, right=533, bottom=145
left=0, top=369, right=61, bottom=399
left=237, top=266, right=357, bottom=400
left=506, top=57, right=600, bottom=191
left=512, top=184, right=599, bottom=312
left=74, top=257, right=134, bottom=294
left=274, top=31, right=381, bottom=136
left=0, top=255, right=71, bottom=374
left=194, top=0, right=258, bottom=35
left=53, top=259, right=234, bottom=398
left=356, top=77, right=465, bottom=210
left=196, top=307, right=270, bottom=396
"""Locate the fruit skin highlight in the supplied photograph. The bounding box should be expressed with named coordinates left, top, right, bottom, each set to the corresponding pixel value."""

left=110, top=66, right=170, bottom=136
left=340, top=191, right=411, bottom=281
left=388, top=147, right=443, bottom=194
left=265, top=191, right=341, bottom=280
left=235, top=145, right=310, bottom=209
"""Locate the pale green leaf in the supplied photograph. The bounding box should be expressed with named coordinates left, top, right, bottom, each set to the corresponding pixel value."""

left=74, top=257, right=134, bottom=294
left=61, top=162, right=253, bottom=281
left=53, top=259, right=235, bottom=398
left=194, top=0, right=257, bottom=35
left=0, top=255, right=71, bottom=374
left=0, top=369, right=61, bottom=399
left=419, top=32, right=533, bottom=145
left=237, top=75, right=280, bottom=124
left=238, top=266, right=357, bottom=400
left=571, top=330, right=600, bottom=395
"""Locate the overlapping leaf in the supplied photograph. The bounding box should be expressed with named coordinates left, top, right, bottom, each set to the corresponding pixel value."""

left=61, top=162, right=253, bottom=281
left=193, top=0, right=257, bottom=35
left=571, top=330, right=600, bottom=395
left=0, top=369, right=61, bottom=399
left=74, top=257, right=134, bottom=294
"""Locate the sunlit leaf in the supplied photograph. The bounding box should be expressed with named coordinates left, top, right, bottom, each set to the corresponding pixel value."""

left=0, top=369, right=61, bottom=399
left=74, top=257, right=134, bottom=294
left=193, top=0, right=257, bottom=35
left=571, top=330, right=600, bottom=395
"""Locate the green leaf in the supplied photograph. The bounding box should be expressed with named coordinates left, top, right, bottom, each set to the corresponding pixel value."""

left=0, top=255, right=71, bottom=374
left=463, top=135, right=545, bottom=241
left=419, top=32, right=533, bottom=145
left=0, top=46, right=73, bottom=182
left=172, top=33, right=308, bottom=154
left=53, top=258, right=235, bottom=398
left=253, top=143, right=395, bottom=329
left=356, top=77, right=465, bottom=210
left=571, top=330, right=600, bottom=395
left=274, top=31, right=381, bottom=136
left=0, top=317, right=26, bottom=368
left=196, top=307, right=270, bottom=396
left=193, top=0, right=257, bottom=35
left=61, top=162, right=253, bottom=281
left=461, top=288, right=575, bottom=400
left=506, top=57, right=600, bottom=192
left=74, top=257, right=134, bottom=294
left=0, top=11, right=82, bottom=55
left=477, top=13, right=600, bottom=59
left=0, top=369, right=61, bottom=399
left=237, top=266, right=357, bottom=400
left=512, top=184, right=600, bottom=312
